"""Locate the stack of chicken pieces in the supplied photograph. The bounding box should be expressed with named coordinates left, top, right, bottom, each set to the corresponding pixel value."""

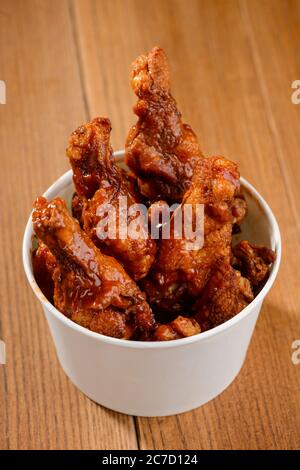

left=32, top=47, right=275, bottom=341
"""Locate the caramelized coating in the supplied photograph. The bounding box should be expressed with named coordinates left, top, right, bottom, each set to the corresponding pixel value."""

left=32, top=242, right=56, bottom=301
left=232, top=240, right=276, bottom=287
left=194, top=262, right=254, bottom=330
left=125, top=46, right=201, bottom=202
left=154, top=316, right=201, bottom=341
left=231, top=195, right=247, bottom=225
left=172, top=315, right=201, bottom=337
left=83, top=179, right=156, bottom=281
left=147, top=199, right=172, bottom=240
left=67, top=117, right=156, bottom=280
left=72, top=309, right=127, bottom=339
left=143, top=155, right=240, bottom=313
left=32, top=196, right=155, bottom=338
left=30, top=48, right=277, bottom=341
left=154, top=324, right=179, bottom=341
left=67, top=117, right=113, bottom=199
left=71, top=192, right=84, bottom=225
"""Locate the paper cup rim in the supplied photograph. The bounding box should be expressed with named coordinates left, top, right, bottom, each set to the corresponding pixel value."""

left=22, top=150, right=282, bottom=350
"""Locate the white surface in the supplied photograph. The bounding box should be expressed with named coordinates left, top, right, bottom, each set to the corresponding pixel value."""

left=23, top=151, right=281, bottom=416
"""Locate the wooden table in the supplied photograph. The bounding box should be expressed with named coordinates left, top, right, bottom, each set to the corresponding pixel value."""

left=1, top=0, right=300, bottom=450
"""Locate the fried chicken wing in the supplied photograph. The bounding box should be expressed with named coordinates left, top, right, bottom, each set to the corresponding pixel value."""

left=154, top=316, right=201, bottom=341
left=32, top=241, right=56, bottom=302
left=143, top=155, right=240, bottom=314
left=125, top=46, right=202, bottom=202
left=231, top=194, right=247, bottom=227
left=83, top=181, right=156, bottom=281
left=32, top=196, right=155, bottom=339
left=194, top=261, right=253, bottom=330
left=29, top=47, right=277, bottom=342
left=232, top=240, right=276, bottom=288
left=67, top=117, right=113, bottom=199
left=71, top=191, right=84, bottom=225
left=67, top=117, right=157, bottom=280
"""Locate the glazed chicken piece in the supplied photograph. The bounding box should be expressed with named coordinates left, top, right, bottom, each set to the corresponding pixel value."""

left=32, top=196, right=155, bottom=339
left=194, top=261, right=253, bottom=330
left=143, top=155, right=241, bottom=314
left=71, top=191, right=84, bottom=225
left=67, top=117, right=157, bottom=280
left=83, top=180, right=156, bottom=281
left=232, top=240, right=276, bottom=288
left=154, top=316, right=201, bottom=341
left=231, top=194, right=247, bottom=228
left=66, top=117, right=114, bottom=200
left=125, top=46, right=202, bottom=202
left=32, top=242, right=57, bottom=302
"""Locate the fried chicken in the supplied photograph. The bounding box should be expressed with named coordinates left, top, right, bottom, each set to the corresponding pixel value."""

left=194, top=261, right=253, bottom=330
left=32, top=242, right=57, bottom=302
left=231, top=194, right=247, bottom=227
left=67, top=117, right=157, bottom=280
left=32, top=196, right=155, bottom=339
left=232, top=240, right=276, bottom=288
left=29, top=45, right=279, bottom=342
left=154, top=315, right=201, bottom=341
left=67, top=117, right=113, bottom=200
left=71, top=191, right=84, bottom=225
left=125, top=46, right=202, bottom=202
left=143, top=155, right=241, bottom=314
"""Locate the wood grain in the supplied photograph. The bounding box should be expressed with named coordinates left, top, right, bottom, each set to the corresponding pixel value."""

left=1, top=0, right=300, bottom=450
left=73, top=0, right=300, bottom=450
left=0, top=0, right=137, bottom=450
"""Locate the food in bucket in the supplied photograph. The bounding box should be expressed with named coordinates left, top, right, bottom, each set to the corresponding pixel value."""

left=31, top=47, right=275, bottom=341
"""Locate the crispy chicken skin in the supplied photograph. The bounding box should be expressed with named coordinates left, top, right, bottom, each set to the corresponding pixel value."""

left=71, top=191, right=84, bottom=225
left=32, top=196, right=155, bottom=339
left=232, top=240, right=276, bottom=288
left=143, top=155, right=241, bottom=314
left=32, top=242, right=56, bottom=302
left=67, top=117, right=157, bottom=280
left=231, top=194, right=247, bottom=227
left=83, top=179, right=157, bottom=281
left=194, top=261, right=253, bottom=330
left=30, top=48, right=277, bottom=341
left=154, top=316, right=201, bottom=341
left=67, top=117, right=113, bottom=200
left=125, top=46, right=201, bottom=202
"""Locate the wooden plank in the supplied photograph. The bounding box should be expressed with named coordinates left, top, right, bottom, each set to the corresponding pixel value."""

left=240, top=0, right=300, bottom=228
left=73, top=0, right=300, bottom=449
left=0, top=0, right=137, bottom=450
